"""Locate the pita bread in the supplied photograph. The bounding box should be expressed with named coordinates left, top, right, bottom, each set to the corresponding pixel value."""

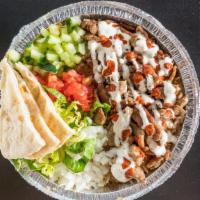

left=15, top=62, right=74, bottom=147
left=15, top=72, right=60, bottom=159
left=0, top=58, right=45, bottom=159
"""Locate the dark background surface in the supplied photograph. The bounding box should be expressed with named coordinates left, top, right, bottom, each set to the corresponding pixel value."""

left=0, top=0, right=199, bottom=200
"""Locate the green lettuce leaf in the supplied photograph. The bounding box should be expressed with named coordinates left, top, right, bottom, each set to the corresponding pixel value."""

left=18, top=148, right=64, bottom=177
left=44, top=87, right=92, bottom=133
left=64, top=155, right=86, bottom=173
left=24, top=87, right=96, bottom=175
left=64, top=137, right=96, bottom=173
left=12, top=159, right=24, bottom=171
left=40, top=64, right=58, bottom=73
left=43, top=86, right=66, bottom=101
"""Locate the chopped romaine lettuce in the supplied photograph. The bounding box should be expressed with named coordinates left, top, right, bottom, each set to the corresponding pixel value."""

left=12, top=159, right=24, bottom=171
left=64, top=137, right=96, bottom=173
left=20, top=87, right=101, bottom=175
left=44, top=87, right=92, bottom=133
left=64, top=155, right=86, bottom=173
left=21, top=149, right=63, bottom=177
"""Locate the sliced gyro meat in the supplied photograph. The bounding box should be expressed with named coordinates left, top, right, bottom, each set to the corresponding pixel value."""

left=97, top=83, right=110, bottom=103
left=94, top=108, right=106, bottom=125
left=146, top=156, right=164, bottom=170
left=131, top=122, right=145, bottom=148
left=129, top=145, right=145, bottom=166
left=81, top=19, right=98, bottom=35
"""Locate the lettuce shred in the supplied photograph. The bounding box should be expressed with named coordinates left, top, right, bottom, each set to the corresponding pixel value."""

left=17, top=87, right=97, bottom=175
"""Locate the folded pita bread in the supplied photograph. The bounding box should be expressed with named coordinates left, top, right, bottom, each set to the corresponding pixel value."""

left=15, top=62, right=74, bottom=147
left=15, top=72, right=60, bottom=159
left=0, top=58, right=45, bottom=159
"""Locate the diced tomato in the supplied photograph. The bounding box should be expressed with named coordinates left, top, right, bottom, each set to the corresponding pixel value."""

left=35, top=73, right=47, bottom=85
left=47, top=93, right=57, bottom=102
left=46, top=73, right=64, bottom=92
left=63, top=70, right=94, bottom=112
left=34, top=70, right=94, bottom=112
left=47, top=73, right=57, bottom=82
left=63, top=70, right=83, bottom=84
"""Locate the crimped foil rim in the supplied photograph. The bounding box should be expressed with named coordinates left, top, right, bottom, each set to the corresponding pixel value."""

left=5, top=1, right=200, bottom=200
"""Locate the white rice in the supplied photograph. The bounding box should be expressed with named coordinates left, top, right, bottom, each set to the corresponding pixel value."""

left=50, top=126, right=110, bottom=191
left=50, top=162, right=109, bottom=191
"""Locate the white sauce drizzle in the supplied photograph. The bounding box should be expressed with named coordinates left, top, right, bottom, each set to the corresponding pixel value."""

left=135, top=104, right=150, bottom=129
left=89, top=21, right=178, bottom=179
left=147, top=136, right=166, bottom=157
left=110, top=143, right=135, bottom=182
left=132, top=59, right=141, bottom=71
left=146, top=75, right=154, bottom=91
left=134, top=32, right=159, bottom=68
left=158, top=57, right=173, bottom=76
left=141, top=93, right=154, bottom=104
left=113, top=107, right=133, bottom=146
left=166, top=120, right=174, bottom=129
left=113, top=39, right=123, bottom=57
left=98, top=21, right=118, bottom=37
left=88, top=40, right=103, bottom=83
left=164, top=81, right=176, bottom=104
left=138, top=79, right=147, bottom=93
left=167, top=132, right=177, bottom=144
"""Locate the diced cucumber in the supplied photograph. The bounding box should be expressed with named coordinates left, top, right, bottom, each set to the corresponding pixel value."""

left=40, top=27, right=49, bottom=37
left=24, top=43, right=35, bottom=53
left=36, top=43, right=48, bottom=53
left=53, top=44, right=64, bottom=55
left=60, top=52, right=70, bottom=62
left=21, top=55, right=33, bottom=65
left=60, top=52, right=74, bottom=67
left=78, top=43, right=86, bottom=55
left=36, top=37, right=46, bottom=44
left=49, top=24, right=60, bottom=36
left=30, top=49, right=44, bottom=61
left=76, top=27, right=86, bottom=36
left=71, top=30, right=81, bottom=42
left=7, top=49, right=21, bottom=62
left=33, top=66, right=48, bottom=76
left=46, top=51, right=59, bottom=62
left=61, top=27, right=68, bottom=34
left=61, top=33, right=72, bottom=42
left=47, top=35, right=61, bottom=45
left=52, top=61, right=63, bottom=70
left=71, top=54, right=82, bottom=64
left=21, top=17, right=84, bottom=70
left=62, top=43, right=76, bottom=55
left=70, top=16, right=81, bottom=27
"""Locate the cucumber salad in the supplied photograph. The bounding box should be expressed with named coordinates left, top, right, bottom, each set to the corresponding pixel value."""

left=2, top=16, right=187, bottom=191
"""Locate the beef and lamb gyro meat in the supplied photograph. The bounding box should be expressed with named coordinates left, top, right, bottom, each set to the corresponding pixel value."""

left=1, top=16, right=187, bottom=191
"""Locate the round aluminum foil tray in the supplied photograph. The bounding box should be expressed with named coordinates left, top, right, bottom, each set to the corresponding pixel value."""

left=3, top=1, right=200, bottom=199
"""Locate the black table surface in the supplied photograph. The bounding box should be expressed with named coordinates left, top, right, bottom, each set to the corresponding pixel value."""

left=0, top=0, right=199, bottom=200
